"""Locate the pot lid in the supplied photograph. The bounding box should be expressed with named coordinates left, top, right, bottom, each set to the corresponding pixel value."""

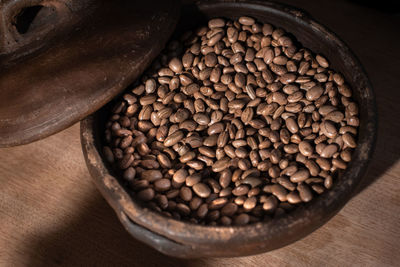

left=0, top=0, right=180, bottom=147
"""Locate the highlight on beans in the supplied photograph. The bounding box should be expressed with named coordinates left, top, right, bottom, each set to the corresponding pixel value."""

left=103, top=16, right=359, bottom=226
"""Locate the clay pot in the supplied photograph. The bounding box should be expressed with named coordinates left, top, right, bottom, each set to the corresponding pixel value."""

left=0, top=0, right=178, bottom=147
left=81, top=0, right=376, bottom=258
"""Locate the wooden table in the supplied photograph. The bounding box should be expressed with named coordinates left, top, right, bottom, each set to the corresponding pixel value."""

left=1, top=0, right=399, bottom=266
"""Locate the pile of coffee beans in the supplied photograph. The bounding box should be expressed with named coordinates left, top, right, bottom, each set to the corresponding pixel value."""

left=103, top=16, right=359, bottom=226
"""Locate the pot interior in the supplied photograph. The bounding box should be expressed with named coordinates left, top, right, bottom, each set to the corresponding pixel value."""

left=84, top=0, right=376, bottom=258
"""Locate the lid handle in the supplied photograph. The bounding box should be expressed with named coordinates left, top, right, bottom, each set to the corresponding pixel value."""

left=0, top=0, right=69, bottom=55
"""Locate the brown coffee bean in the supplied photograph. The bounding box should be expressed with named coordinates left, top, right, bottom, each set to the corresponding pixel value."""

left=316, top=157, right=331, bottom=171
left=342, top=133, right=357, bottom=148
left=201, top=134, right=217, bottom=147
left=276, top=177, right=296, bottom=191
left=340, top=148, right=352, bottom=162
left=290, top=169, right=310, bottom=183
left=298, top=141, right=313, bottom=156
left=176, top=203, right=191, bottom=216
left=316, top=54, right=329, bottom=68
left=332, top=158, right=347, bottom=169
left=187, top=160, right=204, bottom=170
left=231, top=185, right=249, bottom=196
left=116, top=159, right=134, bottom=177
left=193, top=113, right=210, bottom=125
left=325, top=111, right=344, bottom=123
left=207, top=122, right=225, bottom=135
left=154, top=179, right=171, bottom=192
left=243, top=197, right=257, bottom=210
left=169, top=57, right=183, bottom=73
left=324, top=175, right=333, bottom=189
left=209, top=198, right=228, bottom=210
left=272, top=92, right=288, bottom=105
left=305, top=160, right=320, bottom=176
left=212, top=158, right=231, bottom=172
left=287, top=191, right=302, bottom=204
left=270, top=184, right=287, bottom=202
left=193, top=183, right=211, bottom=198
left=137, top=188, right=155, bottom=201
left=173, top=168, right=188, bottom=184
left=239, top=16, right=255, bottom=26
left=320, top=120, right=337, bottom=139
left=185, top=135, right=203, bottom=148
left=262, top=195, right=278, bottom=211
left=140, top=159, right=160, bottom=169
left=180, top=186, right=193, bottom=201
left=208, top=18, right=225, bottom=28
left=298, top=183, right=313, bottom=202
left=285, top=117, right=299, bottom=133
left=320, top=144, right=338, bottom=158
left=306, top=85, right=324, bottom=101
left=141, top=170, right=162, bottom=182
left=164, top=130, right=184, bottom=147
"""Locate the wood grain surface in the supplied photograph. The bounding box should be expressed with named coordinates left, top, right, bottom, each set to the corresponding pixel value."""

left=1, top=0, right=399, bottom=266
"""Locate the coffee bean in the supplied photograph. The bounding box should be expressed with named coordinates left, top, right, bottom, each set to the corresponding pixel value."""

left=141, top=170, right=162, bottom=182
left=306, top=85, right=324, bottom=101
left=270, top=184, right=287, bottom=202
left=212, top=158, right=231, bottom=172
left=285, top=117, right=299, bottom=133
left=169, top=57, right=183, bottom=73
left=137, top=188, right=155, bottom=201
left=298, top=141, right=313, bottom=157
left=320, top=144, right=338, bottom=158
left=305, top=159, right=320, bottom=176
left=298, top=183, right=313, bottom=202
left=154, top=179, right=171, bottom=192
left=173, top=168, right=188, bottom=184
left=193, top=183, right=211, bottom=198
left=287, top=191, right=302, bottom=204
left=164, top=130, right=184, bottom=147
left=239, top=16, right=255, bottom=26
left=316, top=55, right=329, bottom=68
left=232, top=185, right=249, bottom=196
left=320, top=120, right=337, bottom=139
left=208, top=18, right=225, bottom=28
left=180, top=186, right=193, bottom=201
left=342, top=133, right=357, bottom=148
left=207, top=122, right=225, bottom=135
left=290, top=169, right=310, bottom=183
left=243, top=197, right=257, bottom=210
left=262, top=195, right=278, bottom=212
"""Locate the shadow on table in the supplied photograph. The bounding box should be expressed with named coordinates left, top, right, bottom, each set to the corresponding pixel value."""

left=25, top=191, right=196, bottom=267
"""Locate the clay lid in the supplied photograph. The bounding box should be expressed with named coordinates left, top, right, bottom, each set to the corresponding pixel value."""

left=0, top=0, right=180, bottom=147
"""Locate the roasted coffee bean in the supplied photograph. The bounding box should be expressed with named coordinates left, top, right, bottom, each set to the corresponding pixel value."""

left=287, top=191, right=302, bottom=204
left=164, top=130, right=184, bottom=147
left=141, top=170, right=163, bottom=182
left=105, top=15, right=359, bottom=225
left=193, top=183, right=211, bottom=198
left=298, top=141, right=313, bottom=157
left=290, top=169, right=310, bottom=183
left=137, top=188, right=155, bottom=201
left=173, top=168, right=188, bottom=184
left=298, top=183, right=313, bottom=202
left=154, top=179, right=171, bottom=192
